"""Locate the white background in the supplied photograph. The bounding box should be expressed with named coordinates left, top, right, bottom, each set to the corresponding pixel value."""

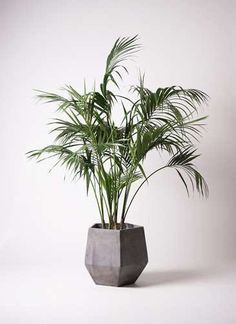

left=0, top=0, right=236, bottom=323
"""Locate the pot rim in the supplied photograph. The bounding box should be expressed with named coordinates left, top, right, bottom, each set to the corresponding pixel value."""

left=90, top=223, right=143, bottom=231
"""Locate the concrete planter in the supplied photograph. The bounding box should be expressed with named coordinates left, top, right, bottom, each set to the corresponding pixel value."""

left=85, top=223, right=148, bottom=286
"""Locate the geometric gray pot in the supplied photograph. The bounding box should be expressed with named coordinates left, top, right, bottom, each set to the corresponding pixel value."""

left=85, top=223, right=148, bottom=287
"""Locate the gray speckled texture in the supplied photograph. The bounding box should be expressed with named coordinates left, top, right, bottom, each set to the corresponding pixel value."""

left=85, top=223, right=148, bottom=287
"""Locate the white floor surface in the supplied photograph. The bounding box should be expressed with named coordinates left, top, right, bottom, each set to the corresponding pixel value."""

left=0, top=263, right=235, bottom=324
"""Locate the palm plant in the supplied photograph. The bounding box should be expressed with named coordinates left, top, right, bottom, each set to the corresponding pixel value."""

left=27, top=35, right=209, bottom=229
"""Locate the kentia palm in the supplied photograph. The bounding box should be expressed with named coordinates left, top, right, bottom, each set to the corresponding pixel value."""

left=27, top=36, right=209, bottom=286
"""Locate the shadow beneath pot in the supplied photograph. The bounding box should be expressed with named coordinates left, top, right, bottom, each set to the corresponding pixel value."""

left=126, top=268, right=213, bottom=288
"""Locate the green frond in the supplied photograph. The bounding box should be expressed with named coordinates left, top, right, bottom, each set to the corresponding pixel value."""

left=118, top=171, right=143, bottom=191
left=167, top=147, right=209, bottom=197
left=101, top=35, right=140, bottom=96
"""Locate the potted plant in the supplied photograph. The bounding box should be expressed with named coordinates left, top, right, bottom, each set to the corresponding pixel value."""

left=27, top=36, right=209, bottom=286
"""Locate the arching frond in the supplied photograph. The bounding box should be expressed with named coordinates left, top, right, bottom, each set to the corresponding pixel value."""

left=101, top=35, right=140, bottom=95
left=167, top=147, right=209, bottom=197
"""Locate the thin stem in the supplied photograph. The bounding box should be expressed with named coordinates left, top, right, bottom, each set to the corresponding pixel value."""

left=123, top=166, right=167, bottom=220
left=120, top=184, right=131, bottom=228
left=96, top=164, right=110, bottom=226
left=90, top=176, right=105, bottom=228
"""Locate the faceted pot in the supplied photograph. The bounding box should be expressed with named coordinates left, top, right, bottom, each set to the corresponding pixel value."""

left=85, top=223, right=148, bottom=287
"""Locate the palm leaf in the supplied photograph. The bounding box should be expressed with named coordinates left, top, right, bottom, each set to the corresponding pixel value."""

left=167, top=147, right=209, bottom=197
left=101, top=35, right=140, bottom=95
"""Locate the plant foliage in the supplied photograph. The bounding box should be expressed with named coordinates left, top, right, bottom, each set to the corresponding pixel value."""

left=27, top=35, right=209, bottom=229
